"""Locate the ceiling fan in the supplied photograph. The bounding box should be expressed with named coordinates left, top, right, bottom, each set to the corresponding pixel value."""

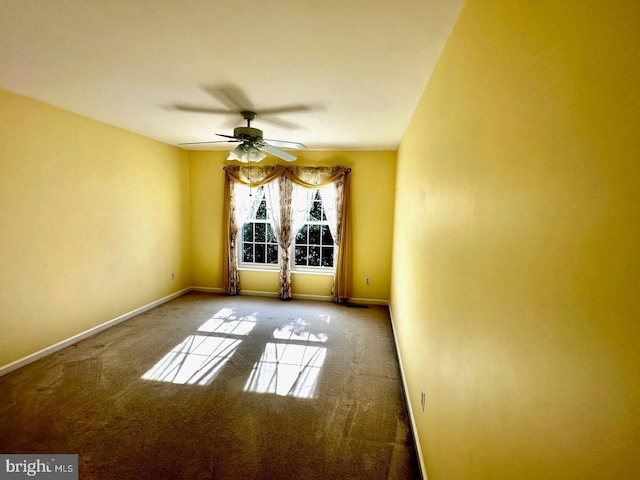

left=179, top=110, right=307, bottom=162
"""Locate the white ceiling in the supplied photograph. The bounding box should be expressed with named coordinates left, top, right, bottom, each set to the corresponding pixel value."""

left=0, top=0, right=463, bottom=151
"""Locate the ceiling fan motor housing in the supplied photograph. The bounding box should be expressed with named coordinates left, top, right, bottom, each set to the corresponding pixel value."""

left=234, top=126, right=263, bottom=141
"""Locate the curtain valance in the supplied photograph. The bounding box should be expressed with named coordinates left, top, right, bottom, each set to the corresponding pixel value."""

left=223, top=165, right=350, bottom=188
left=223, top=165, right=286, bottom=186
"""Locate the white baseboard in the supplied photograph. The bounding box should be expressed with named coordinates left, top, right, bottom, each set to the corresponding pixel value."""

left=388, top=305, right=427, bottom=480
left=238, top=290, right=388, bottom=305
left=0, top=288, right=190, bottom=378
left=190, top=286, right=227, bottom=294
left=237, top=289, right=333, bottom=302
left=347, top=297, right=389, bottom=306
left=238, top=289, right=279, bottom=298
left=293, top=293, right=333, bottom=302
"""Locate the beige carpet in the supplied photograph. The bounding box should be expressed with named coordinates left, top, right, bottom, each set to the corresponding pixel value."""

left=0, top=292, right=420, bottom=479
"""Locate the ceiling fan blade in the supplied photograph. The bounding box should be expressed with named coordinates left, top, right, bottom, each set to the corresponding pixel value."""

left=264, top=138, right=308, bottom=150
left=216, top=133, right=238, bottom=140
left=178, top=140, right=238, bottom=145
left=203, top=85, right=254, bottom=112
left=261, top=144, right=297, bottom=162
left=173, top=105, right=235, bottom=115
left=258, top=116, right=301, bottom=130
left=201, top=85, right=312, bottom=120
left=259, top=105, right=311, bottom=115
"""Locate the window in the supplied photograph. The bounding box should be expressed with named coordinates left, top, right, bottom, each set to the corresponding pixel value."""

left=238, top=186, right=336, bottom=272
left=294, top=190, right=335, bottom=269
left=240, top=187, right=279, bottom=267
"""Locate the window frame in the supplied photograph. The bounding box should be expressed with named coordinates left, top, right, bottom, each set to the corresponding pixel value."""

left=237, top=186, right=336, bottom=275
left=238, top=186, right=280, bottom=271
left=291, top=189, right=336, bottom=275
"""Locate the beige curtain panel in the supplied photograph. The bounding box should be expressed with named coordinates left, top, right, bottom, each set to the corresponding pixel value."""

left=223, top=165, right=351, bottom=303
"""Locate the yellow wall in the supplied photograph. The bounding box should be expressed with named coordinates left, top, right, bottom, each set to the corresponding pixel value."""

left=189, top=151, right=396, bottom=302
left=189, top=150, right=227, bottom=288
left=0, top=90, right=191, bottom=367
left=391, top=1, right=640, bottom=478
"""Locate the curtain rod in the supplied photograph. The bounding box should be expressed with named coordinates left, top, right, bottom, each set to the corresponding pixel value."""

left=223, top=167, right=351, bottom=172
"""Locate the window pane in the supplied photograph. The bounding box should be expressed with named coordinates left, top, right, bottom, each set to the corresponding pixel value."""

left=255, top=244, right=265, bottom=263
left=309, top=246, right=320, bottom=266
left=256, top=199, right=267, bottom=219
left=267, top=224, right=277, bottom=243
left=322, top=247, right=334, bottom=267
left=267, top=244, right=278, bottom=264
left=243, top=244, right=253, bottom=263
left=255, top=223, right=266, bottom=242
left=309, top=225, right=321, bottom=245
left=309, top=201, right=322, bottom=221
left=295, top=246, right=307, bottom=265
left=243, top=223, right=253, bottom=242
left=295, top=225, right=308, bottom=244
left=321, top=225, right=333, bottom=245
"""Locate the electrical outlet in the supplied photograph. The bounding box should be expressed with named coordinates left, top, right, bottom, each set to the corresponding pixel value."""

left=364, top=276, right=371, bottom=285
left=420, top=388, right=426, bottom=412
left=170, top=272, right=175, bottom=280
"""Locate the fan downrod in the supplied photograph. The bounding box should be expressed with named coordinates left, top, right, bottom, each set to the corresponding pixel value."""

left=241, top=110, right=257, bottom=127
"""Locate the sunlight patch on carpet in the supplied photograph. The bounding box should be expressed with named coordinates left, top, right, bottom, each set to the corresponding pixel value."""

left=244, top=342, right=327, bottom=398
left=142, top=335, right=241, bottom=385
left=198, top=309, right=257, bottom=336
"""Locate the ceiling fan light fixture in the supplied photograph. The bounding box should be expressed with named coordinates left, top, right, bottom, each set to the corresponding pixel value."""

left=228, top=143, right=266, bottom=163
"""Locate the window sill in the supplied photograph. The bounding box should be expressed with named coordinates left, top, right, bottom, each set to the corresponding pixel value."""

left=238, top=265, right=280, bottom=273
left=238, top=266, right=334, bottom=276
left=291, top=268, right=335, bottom=276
